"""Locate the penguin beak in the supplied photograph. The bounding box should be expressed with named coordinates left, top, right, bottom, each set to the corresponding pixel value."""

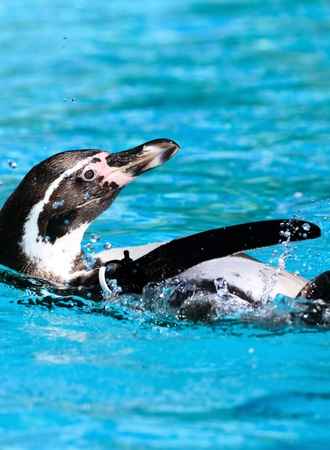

left=105, top=139, right=180, bottom=183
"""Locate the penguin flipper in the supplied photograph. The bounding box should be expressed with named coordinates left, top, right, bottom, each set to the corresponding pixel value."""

left=108, top=219, right=320, bottom=293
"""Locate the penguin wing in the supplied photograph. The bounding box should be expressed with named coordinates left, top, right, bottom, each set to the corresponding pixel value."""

left=105, top=219, right=320, bottom=293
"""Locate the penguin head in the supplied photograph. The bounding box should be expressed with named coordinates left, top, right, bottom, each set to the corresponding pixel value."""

left=0, top=138, right=179, bottom=282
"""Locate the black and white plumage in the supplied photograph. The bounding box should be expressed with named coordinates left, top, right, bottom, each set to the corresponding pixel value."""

left=0, top=139, right=326, bottom=320
left=0, top=139, right=179, bottom=284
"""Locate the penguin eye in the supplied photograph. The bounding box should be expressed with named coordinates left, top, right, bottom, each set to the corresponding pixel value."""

left=81, top=169, right=96, bottom=181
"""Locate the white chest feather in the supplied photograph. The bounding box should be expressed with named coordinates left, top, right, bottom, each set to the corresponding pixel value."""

left=20, top=220, right=88, bottom=282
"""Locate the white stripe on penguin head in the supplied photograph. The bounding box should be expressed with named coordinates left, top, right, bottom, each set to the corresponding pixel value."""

left=20, top=154, right=99, bottom=281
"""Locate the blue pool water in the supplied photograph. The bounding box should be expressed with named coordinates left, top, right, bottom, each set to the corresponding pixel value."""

left=1, top=0, right=330, bottom=448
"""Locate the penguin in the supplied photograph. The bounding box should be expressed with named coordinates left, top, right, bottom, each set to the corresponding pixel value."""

left=0, top=139, right=324, bottom=321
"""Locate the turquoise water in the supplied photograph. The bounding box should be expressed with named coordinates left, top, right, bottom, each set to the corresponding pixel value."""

left=1, top=0, right=330, bottom=448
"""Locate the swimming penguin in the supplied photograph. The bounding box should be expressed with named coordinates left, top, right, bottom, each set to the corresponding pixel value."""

left=0, top=139, right=325, bottom=320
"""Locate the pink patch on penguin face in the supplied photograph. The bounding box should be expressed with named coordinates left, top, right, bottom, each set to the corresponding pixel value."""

left=83, top=152, right=134, bottom=188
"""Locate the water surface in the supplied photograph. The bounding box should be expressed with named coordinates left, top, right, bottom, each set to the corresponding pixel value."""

left=1, top=0, right=330, bottom=448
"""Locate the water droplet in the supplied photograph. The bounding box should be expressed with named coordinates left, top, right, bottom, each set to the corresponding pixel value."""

left=214, top=278, right=229, bottom=296
left=52, top=199, right=64, bottom=209
left=280, top=230, right=290, bottom=238
left=102, top=278, right=122, bottom=299
left=8, top=160, right=17, bottom=169
left=302, top=222, right=311, bottom=232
